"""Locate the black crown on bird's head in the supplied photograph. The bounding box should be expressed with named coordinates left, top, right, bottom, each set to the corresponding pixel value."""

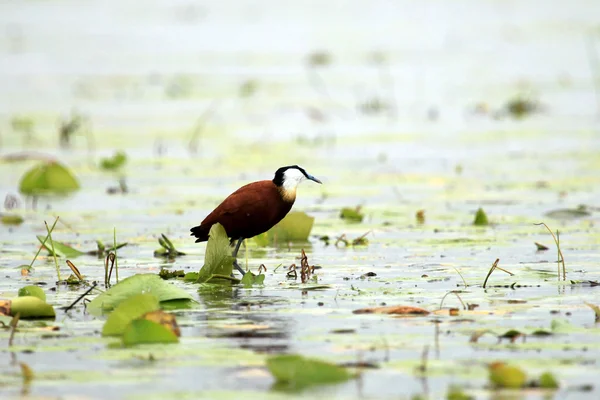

left=272, top=165, right=321, bottom=187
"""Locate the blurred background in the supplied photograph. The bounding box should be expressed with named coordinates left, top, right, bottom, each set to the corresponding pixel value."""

left=1, top=2, right=600, bottom=398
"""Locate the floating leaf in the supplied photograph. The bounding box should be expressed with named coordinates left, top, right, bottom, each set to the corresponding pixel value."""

left=102, top=294, right=160, bottom=337
left=99, top=151, right=127, bottom=170
left=447, top=385, right=473, bottom=400
left=183, top=272, right=199, bottom=282
left=255, top=212, right=315, bottom=246
left=36, top=236, right=85, bottom=258
left=87, top=274, right=194, bottom=314
left=1, top=214, right=24, bottom=225
left=353, top=305, right=430, bottom=316
left=18, top=286, right=46, bottom=302
left=197, top=223, right=235, bottom=283
left=266, top=354, right=353, bottom=389
left=10, top=296, right=55, bottom=319
left=340, top=207, right=364, bottom=223
left=141, top=310, right=180, bottom=337
left=19, top=161, right=79, bottom=196
left=545, top=207, right=591, bottom=220
left=240, top=272, right=265, bottom=288
left=538, top=372, right=559, bottom=389
left=122, top=319, right=179, bottom=346
left=488, top=362, right=526, bottom=389
left=473, top=208, right=488, bottom=226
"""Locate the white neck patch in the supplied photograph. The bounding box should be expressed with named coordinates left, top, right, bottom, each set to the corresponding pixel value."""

left=282, top=168, right=306, bottom=192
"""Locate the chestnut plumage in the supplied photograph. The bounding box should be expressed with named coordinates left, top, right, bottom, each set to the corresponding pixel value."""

left=190, top=165, right=321, bottom=274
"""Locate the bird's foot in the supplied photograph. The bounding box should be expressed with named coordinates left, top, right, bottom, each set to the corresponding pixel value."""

left=233, top=260, right=246, bottom=276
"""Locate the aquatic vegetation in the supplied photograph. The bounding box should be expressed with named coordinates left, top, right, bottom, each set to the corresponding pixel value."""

left=19, top=161, right=79, bottom=196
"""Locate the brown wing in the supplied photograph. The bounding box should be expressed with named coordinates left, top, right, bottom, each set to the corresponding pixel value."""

left=190, top=180, right=293, bottom=242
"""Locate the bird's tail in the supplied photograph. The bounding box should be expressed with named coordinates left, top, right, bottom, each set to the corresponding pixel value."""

left=190, top=224, right=209, bottom=242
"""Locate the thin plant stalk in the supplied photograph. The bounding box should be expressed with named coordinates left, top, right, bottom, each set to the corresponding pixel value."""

left=535, top=222, right=566, bottom=281
left=28, top=217, right=59, bottom=270
left=113, top=227, right=119, bottom=283
left=452, top=266, right=468, bottom=288
left=439, top=290, right=466, bottom=310
left=482, top=259, right=513, bottom=289
left=45, top=219, right=61, bottom=281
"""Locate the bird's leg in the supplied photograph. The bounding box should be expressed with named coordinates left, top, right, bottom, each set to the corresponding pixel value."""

left=232, top=238, right=246, bottom=276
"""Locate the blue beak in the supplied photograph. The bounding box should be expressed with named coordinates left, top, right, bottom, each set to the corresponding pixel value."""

left=306, top=174, right=322, bottom=184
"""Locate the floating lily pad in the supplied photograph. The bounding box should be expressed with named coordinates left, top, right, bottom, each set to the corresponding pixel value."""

left=539, top=372, right=559, bottom=389
left=1, top=214, right=24, bottom=225
left=122, top=319, right=179, bottom=346
left=102, top=294, right=160, bottom=337
left=19, top=161, right=79, bottom=196
left=18, top=285, right=46, bottom=302
left=197, top=223, right=235, bottom=283
left=340, top=207, right=364, bottom=223
left=488, top=362, right=526, bottom=389
left=240, top=272, right=265, bottom=287
left=100, top=151, right=127, bottom=170
left=266, top=354, right=354, bottom=389
left=10, top=296, right=55, bottom=319
left=473, top=208, right=488, bottom=226
left=254, top=212, right=315, bottom=246
left=87, top=274, right=194, bottom=314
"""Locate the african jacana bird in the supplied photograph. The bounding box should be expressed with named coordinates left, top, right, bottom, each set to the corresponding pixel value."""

left=190, top=165, right=321, bottom=275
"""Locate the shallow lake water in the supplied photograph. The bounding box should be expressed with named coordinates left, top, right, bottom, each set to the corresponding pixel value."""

left=1, top=1, right=600, bottom=399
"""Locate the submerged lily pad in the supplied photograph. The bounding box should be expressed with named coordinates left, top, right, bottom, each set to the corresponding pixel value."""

left=122, top=319, right=179, bottom=346
left=255, top=211, right=315, bottom=246
left=266, top=354, right=354, bottom=389
left=102, top=294, right=160, bottom=337
left=87, top=274, right=194, bottom=314
left=545, top=206, right=591, bottom=220
left=19, top=161, right=79, bottom=196
left=197, top=223, right=235, bottom=283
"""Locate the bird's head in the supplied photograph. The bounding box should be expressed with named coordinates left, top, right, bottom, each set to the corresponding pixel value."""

left=273, top=165, right=321, bottom=201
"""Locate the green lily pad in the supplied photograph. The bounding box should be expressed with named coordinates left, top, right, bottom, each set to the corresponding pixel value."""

left=102, top=294, right=160, bottom=337
left=473, top=207, right=489, bottom=226
left=100, top=151, right=127, bottom=170
left=340, top=207, right=364, bottom=223
left=10, top=296, right=55, bottom=319
left=1, top=214, right=24, bottom=225
left=266, top=354, right=354, bottom=389
left=197, top=223, right=235, bottom=283
left=488, top=362, right=526, bottom=389
left=240, top=272, right=265, bottom=287
left=255, top=212, right=315, bottom=246
left=87, top=274, right=194, bottom=314
left=36, top=235, right=85, bottom=258
left=18, top=285, right=46, bottom=302
left=539, top=372, right=559, bottom=389
left=19, top=161, right=79, bottom=196
left=122, top=319, right=179, bottom=346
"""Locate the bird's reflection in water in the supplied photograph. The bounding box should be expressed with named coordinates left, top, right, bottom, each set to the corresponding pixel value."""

left=195, top=284, right=292, bottom=354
